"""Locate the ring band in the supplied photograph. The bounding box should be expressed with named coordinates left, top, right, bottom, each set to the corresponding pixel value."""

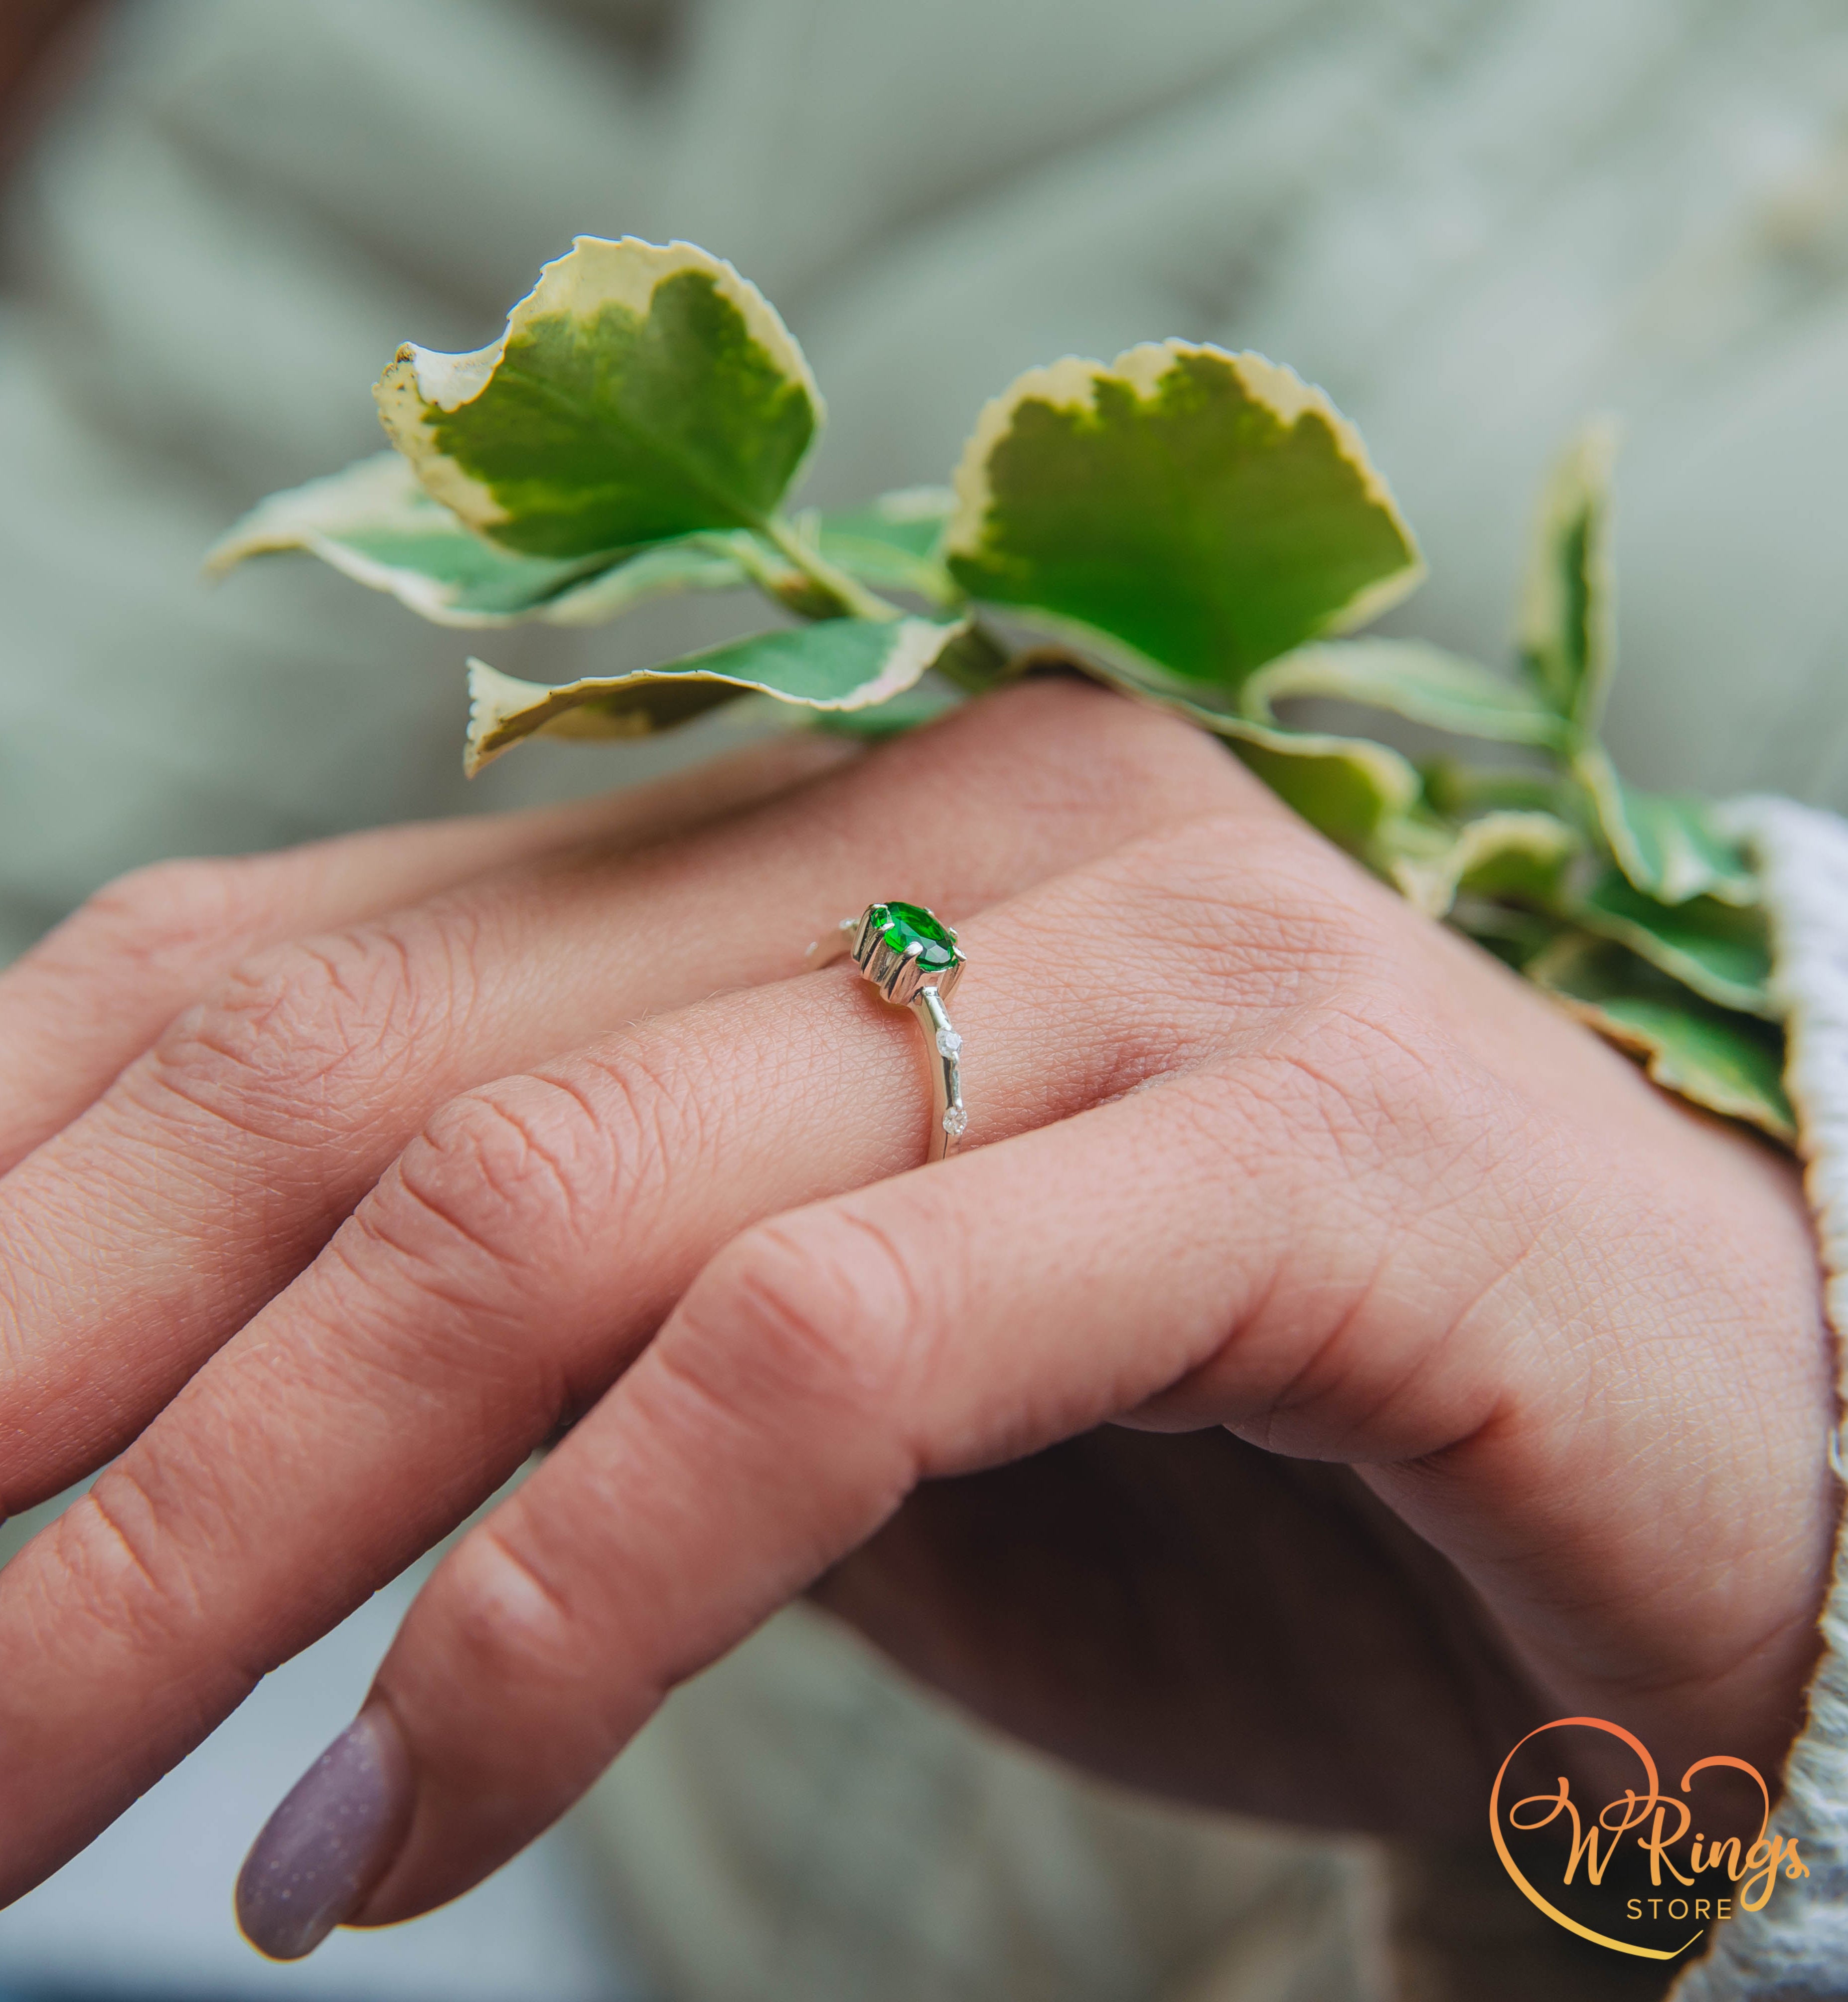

left=814, top=901, right=968, bottom=1163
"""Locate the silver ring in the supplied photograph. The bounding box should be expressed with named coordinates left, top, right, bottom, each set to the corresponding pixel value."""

left=813, top=901, right=967, bottom=1163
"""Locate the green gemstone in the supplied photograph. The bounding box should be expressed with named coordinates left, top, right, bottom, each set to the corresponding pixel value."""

left=870, top=900, right=958, bottom=971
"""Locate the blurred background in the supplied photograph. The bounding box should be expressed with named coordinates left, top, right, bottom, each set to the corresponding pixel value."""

left=3, top=3, right=1848, bottom=1998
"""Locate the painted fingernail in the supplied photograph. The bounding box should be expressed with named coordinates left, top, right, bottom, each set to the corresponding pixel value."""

left=236, top=1703, right=413, bottom=1961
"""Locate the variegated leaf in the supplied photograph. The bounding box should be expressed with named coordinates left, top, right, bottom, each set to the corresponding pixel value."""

left=945, top=342, right=1422, bottom=693
left=1520, top=419, right=1617, bottom=729
left=1529, top=934, right=1792, bottom=1141
left=1242, top=639, right=1564, bottom=747
left=809, top=682, right=965, bottom=738
left=378, top=237, right=822, bottom=558
left=205, top=452, right=772, bottom=627
left=1570, top=867, right=1774, bottom=1016
left=464, top=617, right=968, bottom=773
left=1171, top=691, right=1425, bottom=852
left=1389, top=811, right=1580, bottom=919
left=1575, top=751, right=1757, bottom=906
left=998, top=621, right=1424, bottom=854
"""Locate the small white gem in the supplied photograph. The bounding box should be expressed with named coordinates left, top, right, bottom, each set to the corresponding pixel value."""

left=935, top=1028, right=963, bottom=1056
left=942, top=1104, right=968, bottom=1139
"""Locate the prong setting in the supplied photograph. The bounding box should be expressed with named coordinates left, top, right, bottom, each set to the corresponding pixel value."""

left=831, top=900, right=971, bottom=1162
left=850, top=899, right=966, bottom=1008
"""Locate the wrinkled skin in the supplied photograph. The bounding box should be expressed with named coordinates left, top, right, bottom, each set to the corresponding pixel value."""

left=0, top=679, right=1829, bottom=1936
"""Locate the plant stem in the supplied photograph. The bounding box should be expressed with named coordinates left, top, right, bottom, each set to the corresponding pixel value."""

left=933, top=619, right=1017, bottom=693
left=759, top=512, right=1018, bottom=696
left=760, top=513, right=903, bottom=623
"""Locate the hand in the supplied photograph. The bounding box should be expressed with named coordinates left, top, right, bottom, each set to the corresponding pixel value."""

left=0, top=679, right=1829, bottom=1958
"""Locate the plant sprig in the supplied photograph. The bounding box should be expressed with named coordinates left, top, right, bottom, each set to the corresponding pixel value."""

left=209, top=234, right=1791, bottom=1144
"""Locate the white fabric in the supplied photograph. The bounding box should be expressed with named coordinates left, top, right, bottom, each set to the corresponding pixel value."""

left=1669, top=804, right=1848, bottom=2001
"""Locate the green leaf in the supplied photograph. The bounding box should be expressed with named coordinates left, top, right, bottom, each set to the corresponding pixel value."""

left=1420, top=759, right=1566, bottom=819
left=1575, top=750, right=1757, bottom=906
left=1004, top=618, right=1424, bottom=855
left=807, top=681, right=964, bottom=738
left=463, top=616, right=968, bottom=773
left=1528, top=934, right=1793, bottom=1143
left=1165, top=687, right=1424, bottom=850
left=536, top=535, right=780, bottom=625
left=1449, top=904, right=1569, bottom=972
left=1388, top=811, right=1581, bottom=919
left=204, top=451, right=787, bottom=628
left=944, top=341, right=1423, bottom=694
left=1570, top=867, right=1774, bottom=1016
left=377, top=236, right=823, bottom=558
left=1229, top=729, right=1424, bottom=852
left=1519, top=419, right=1617, bottom=729
left=1241, top=639, right=1565, bottom=746
left=810, top=488, right=958, bottom=605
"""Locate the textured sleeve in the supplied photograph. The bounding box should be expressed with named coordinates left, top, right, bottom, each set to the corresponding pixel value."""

left=1671, top=798, right=1848, bottom=2000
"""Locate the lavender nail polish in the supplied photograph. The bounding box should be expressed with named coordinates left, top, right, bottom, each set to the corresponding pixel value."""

left=236, top=1705, right=413, bottom=1961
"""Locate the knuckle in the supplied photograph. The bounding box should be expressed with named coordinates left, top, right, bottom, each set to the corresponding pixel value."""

left=382, top=1071, right=620, bottom=1283
left=887, top=677, right=1243, bottom=855
left=427, top=1517, right=582, bottom=1690
left=38, top=857, right=255, bottom=981
left=137, top=914, right=469, bottom=1145
left=1061, top=811, right=1479, bottom=1162
left=986, top=678, right=1243, bottom=826
left=682, top=1208, right=927, bottom=1418
left=1228, top=975, right=1498, bottom=1208
left=1055, top=810, right=1397, bottom=1024
left=44, top=1461, right=257, bottom=1691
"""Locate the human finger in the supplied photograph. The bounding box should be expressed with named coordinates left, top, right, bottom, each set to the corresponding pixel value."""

left=252, top=1071, right=1475, bottom=1944
left=0, top=683, right=1247, bottom=1511
left=0, top=730, right=855, bottom=1170
left=1, top=792, right=1820, bottom=1927
left=295, top=981, right=1825, bottom=1946
left=0, top=796, right=1312, bottom=1913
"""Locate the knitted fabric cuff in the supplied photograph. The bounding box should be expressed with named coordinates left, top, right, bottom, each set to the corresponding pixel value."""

left=1671, top=799, right=1848, bottom=2002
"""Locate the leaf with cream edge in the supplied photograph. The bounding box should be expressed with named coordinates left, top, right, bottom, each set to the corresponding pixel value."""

left=1389, top=811, right=1581, bottom=920
left=1515, top=422, right=1756, bottom=907
left=944, top=342, right=1423, bottom=694
left=463, top=616, right=969, bottom=773
left=207, top=454, right=965, bottom=630
left=1528, top=934, right=1793, bottom=1142
left=1241, top=639, right=1565, bottom=747
left=1569, top=867, right=1774, bottom=1016
left=205, top=451, right=777, bottom=628
left=1164, top=690, right=1425, bottom=853
left=1230, top=728, right=1425, bottom=854
left=1575, top=752, right=1758, bottom=907
left=376, top=237, right=823, bottom=558
left=1520, top=419, right=1618, bottom=731
left=1001, top=624, right=1426, bottom=857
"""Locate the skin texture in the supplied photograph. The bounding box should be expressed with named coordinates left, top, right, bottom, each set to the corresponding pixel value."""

left=0, top=679, right=1831, bottom=1949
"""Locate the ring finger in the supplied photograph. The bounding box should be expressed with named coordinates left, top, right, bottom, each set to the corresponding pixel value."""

left=0, top=683, right=1252, bottom=1501
left=0, top=800, right=1340, bottom=1910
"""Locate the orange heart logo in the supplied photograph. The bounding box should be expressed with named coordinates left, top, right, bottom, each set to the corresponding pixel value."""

left=1489, top=1717, right=1803, bottom=1960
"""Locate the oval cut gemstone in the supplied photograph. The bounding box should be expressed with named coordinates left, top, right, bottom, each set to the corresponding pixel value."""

left=870, top=900, right=958, bottom=970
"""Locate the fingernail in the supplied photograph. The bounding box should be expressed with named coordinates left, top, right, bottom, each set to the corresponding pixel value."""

left=236, top=1704, right=413, bottom=1961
